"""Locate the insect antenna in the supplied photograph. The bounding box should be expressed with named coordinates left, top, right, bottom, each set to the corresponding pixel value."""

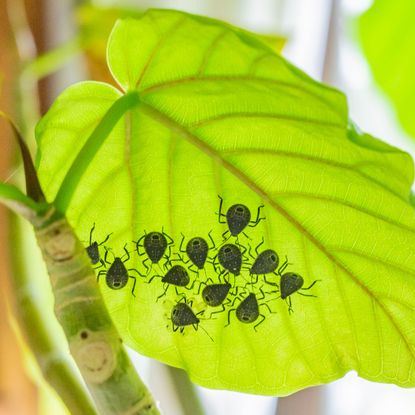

left=198, top=325, right=214, bottom=342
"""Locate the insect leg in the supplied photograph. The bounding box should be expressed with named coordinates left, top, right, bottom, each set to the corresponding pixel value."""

left=200, top=325, right=214, bottom=342
left=147, top=274, right=160, bottom=284
left=261, top=302, right=274, bottom=314
left=165, top=243, right=173, bottom=262
left=207, top=230, right=216, bottom=250
left=98, top=232, right=112, bottom=246
left=122, top=244, right=130, bottom=262
left=129, top=275, right=137, bottom=297
left=221, top=230, right=230, bottom=242
left=217, top=195, right=227, bottom=223
left=225, top=308, right=236, bottom=327
left=238, top=243, right=247, bottom=258
left=162, top=227, right=174, bottom=246
left=255, top=237, right=264, bottom=256
left=159, top=255, right=172, bottom=269
left=210, top=304, right=226, bottom=318
left=287, top=297, right=293, bottom=314
left=142, top=258, right=150, bottom=273
left=253, top=314, right=266, bottom=331
left=257, top=286, right=266, bottom=301
left=103, top=248, right=111, bottom=265
left=301, top=279, right=321, bottom=291
left=209, top=255, right=219, bottom=273
left=93, top=259, right=106, bottom=270
left=129, top=268, right=146, bottom=279
left=96, top=269, right=106, bottom=282
left=249, top=204, right=265, bottom=227
left=297, top=292, right=317, bottom=298
left=247, top=243, right=255, bottom=260
left=277, top=256, right=291, bottom=275
left=264, top=275, right=278, bottom=287
left=134, top=234, right=146, bottom=255
left=179, top=233, right=186, bottom=253
left=156, top=285, right=168, bottom=302
left=89, top=223, right=96, bottom=245
left=188, top=279, right=197, bottom=291
left=242, top=231, right=252, bottom=240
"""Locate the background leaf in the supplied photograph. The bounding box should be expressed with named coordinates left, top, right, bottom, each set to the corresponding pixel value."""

left=36, top=9, right=415, bottom=396
left=359, top=0, right=415, bottom=139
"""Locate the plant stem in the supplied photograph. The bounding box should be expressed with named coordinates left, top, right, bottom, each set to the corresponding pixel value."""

left=33, top=208, right=161, bottom=415
left=22, top=36, right=83, bottom=80
left=167, top=366, right=205, bottom=415
left=0, top=182, right=43, bottom=216
left=9, top=215, right=98, bottom=415
left=54, top=91, right=140, bottom=213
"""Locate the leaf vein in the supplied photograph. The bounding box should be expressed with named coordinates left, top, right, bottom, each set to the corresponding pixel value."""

left=274, top=191, right=415, bottom=234
left=224, top=149, right=408, bottom=202
left=197, top=28, right=229, bottom=76
left=190, top=112, right=344, bottom=129
left=135, top=14, right=187, bottom=89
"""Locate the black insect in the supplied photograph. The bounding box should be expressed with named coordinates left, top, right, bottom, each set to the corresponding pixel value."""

left=244, top=238, right=290, bottom=285
left=225, top=290, right=272, bottom=331
left=202, top=283, right=232, bottom=307
left=214, top=243, right=246, bottom=277
left=250, top=249, right=279, bottom=273
left=176, top=232, right=215, bottom=275
left=85, top=223, right=111, bottom=266
left=97, top=245, right=143, bottom=296
left=134, top=230, right=174, bottom=273
left=148, top=265, right=193, bottom=301
left=171, top=298, right=202, bottom=333
left=170, top=297, right=213, bottom=341
left=198, top=282, right=232, bottom=316
left=217, top=195, right=265, bottom=240
left=280, top=272, right=320, bottom=314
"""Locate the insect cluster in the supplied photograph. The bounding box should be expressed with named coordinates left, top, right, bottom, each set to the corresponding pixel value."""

left=85, top=196, right=319, bottom=338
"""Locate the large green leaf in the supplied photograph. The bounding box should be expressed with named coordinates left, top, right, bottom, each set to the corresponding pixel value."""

left=35, top=9, right=415, bottom=396
left=359, top=0, right=415, bottom=138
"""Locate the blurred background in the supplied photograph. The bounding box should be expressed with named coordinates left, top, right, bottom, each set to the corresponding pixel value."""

left=1, top=0, right=415, bottom=414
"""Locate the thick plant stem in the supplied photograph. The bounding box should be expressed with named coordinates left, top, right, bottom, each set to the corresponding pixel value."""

left=33, top=208, right=161, bottom=415
left=10, top=215, right=98, bottom=415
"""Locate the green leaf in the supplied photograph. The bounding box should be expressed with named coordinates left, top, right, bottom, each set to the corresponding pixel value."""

left=359, top=0, right=415, bottom=138
left=0, top=182, right=44, bottom=218
left=36, top=9, right=415, bottom=396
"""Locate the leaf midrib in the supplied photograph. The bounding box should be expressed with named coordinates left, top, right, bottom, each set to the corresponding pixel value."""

left=138, top=100, right=415, bottom=361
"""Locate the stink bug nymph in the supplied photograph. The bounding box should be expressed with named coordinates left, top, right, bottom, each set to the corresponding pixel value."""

left=215, top=243, right=246, bottom=277
left=85, top=223, right=111, bottom=266
left=280, top=272, right=320, bottom=314
left=178, top=232, right=215, bottom=272
left=202, top=283, right=232, bottom=307
left=135, top=229, right=174, bottom=272
left=200, top=282, right=232, bottom=317
left=171, top=301, right=200, bottom=332
left=97, top=245, right=143, bottom=296
left=170, top=297, right=213, bottom=341
left=217, top=196, right=265, bottom=240
left=226, top=289, right=273, bottom=331
left=246, top=238, right=280, bottom=278
left=250, top=249, right=279, bottom=274
left=148, top=264, right=193, bottom=301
